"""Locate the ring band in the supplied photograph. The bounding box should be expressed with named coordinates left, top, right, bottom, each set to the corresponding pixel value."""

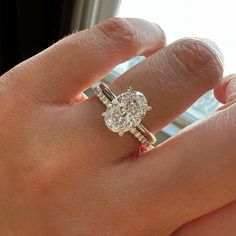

left=94, top=82, right=156, bottom=149
left=100, top=83, right=156, bottom=145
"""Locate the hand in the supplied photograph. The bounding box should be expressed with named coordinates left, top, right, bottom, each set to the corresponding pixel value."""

left=0, top=17, right=232, bottom=235
left=173, top=74, right=236, bottom=235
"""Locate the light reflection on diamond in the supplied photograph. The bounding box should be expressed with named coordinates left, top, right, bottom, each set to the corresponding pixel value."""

left=104, top=91, right=148, bottom=133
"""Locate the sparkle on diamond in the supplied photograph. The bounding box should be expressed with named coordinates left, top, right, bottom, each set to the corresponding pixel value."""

left=104, top=91, right=148, bottom=133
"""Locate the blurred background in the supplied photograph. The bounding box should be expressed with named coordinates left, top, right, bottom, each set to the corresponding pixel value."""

left=0, top=0, right=234, bottom=142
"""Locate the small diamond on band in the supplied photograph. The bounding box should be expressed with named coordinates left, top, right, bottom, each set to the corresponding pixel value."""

left=95, top=88, right=111, bottom=107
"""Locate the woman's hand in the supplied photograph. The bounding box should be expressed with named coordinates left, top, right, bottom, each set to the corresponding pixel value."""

left=0, top=17, right=234, bottom=235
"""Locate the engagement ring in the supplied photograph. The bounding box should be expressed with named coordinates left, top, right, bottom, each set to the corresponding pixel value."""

left=94, top=83, right=156, bottom=149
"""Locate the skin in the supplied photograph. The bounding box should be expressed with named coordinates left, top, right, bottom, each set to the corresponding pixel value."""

left=0, top=17, right=235, bottom=235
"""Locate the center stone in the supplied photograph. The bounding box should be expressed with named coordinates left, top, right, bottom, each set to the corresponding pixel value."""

left=103, top=91, right=148, bottom=134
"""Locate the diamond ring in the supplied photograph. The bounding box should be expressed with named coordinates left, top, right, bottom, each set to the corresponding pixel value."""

left=94, top=83, right=156, bottom=149
left=99, top=83, right=156, bottom=145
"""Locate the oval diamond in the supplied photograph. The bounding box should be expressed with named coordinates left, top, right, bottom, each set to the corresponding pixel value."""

left=104, top=91, right=148, bottom=134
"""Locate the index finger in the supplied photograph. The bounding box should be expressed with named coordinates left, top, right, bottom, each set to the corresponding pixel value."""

left=1, top=18, right=165, bottom=104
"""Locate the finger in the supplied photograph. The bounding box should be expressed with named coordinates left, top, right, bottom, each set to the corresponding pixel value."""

left=173, top=201, right=236, bottom=235
left=65, top=38, right=223, bottom=161
left=125, top=103, right=236, bottom=232
left=1, top=18, right=165, bottom=104
left=214, top=74, right=236, bottom=104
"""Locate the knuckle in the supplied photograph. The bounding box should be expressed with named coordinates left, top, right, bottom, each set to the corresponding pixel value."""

left=172, top=38, right=223, bottom=88
left=96, top=18, right=139, bottom=55
left=52, top=34, right=75, bottom=54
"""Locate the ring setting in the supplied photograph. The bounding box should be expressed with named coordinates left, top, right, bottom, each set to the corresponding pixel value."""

left=102, top=87, right=152, bottom=136
left=94, top=83, right=156, bottom=149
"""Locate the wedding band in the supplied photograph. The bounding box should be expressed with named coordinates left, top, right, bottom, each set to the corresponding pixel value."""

left=94, top=82, right=156, bottom=149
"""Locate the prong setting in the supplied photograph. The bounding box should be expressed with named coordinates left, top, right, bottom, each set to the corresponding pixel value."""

left=127, top=86, right=132, bottom=92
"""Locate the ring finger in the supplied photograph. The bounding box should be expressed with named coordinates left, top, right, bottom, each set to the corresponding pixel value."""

left=64, top=37, right=223, bottom=161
